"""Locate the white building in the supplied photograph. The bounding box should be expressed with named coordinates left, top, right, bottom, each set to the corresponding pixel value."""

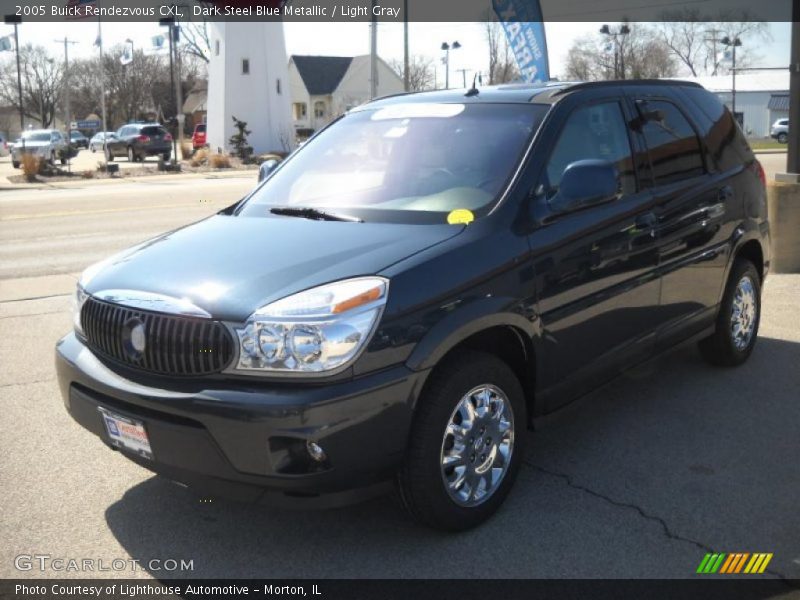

left=206, top=22, right=295, bottom=155
left=288, top=55, right=404, bottom=135
left=671, top=71, right=790, bottom=138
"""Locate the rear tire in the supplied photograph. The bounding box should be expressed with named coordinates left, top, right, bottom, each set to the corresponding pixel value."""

left=127, top=146, right=136, bottom=162
left=777, top=132, right=788, bottom=144
left=396, top=350, right=526, bottom=531
left=12, top=160, right=19, bottom=169
left=105, top=147, right=114, bottom=162
left=162, top=152, right=171, bottom=162
left=699, top=259, right=761, bottom=367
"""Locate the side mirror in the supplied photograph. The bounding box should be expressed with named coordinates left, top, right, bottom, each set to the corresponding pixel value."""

left=550, top=159, right=620, bottom=213
left=258, top=158, right=280, bottom=182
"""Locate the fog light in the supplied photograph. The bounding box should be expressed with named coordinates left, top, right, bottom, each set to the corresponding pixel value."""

left=306, top=440, right=327, bottom=463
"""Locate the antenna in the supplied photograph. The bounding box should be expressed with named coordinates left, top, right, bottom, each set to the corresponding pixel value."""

left=465, top=72, right=480, bottom=97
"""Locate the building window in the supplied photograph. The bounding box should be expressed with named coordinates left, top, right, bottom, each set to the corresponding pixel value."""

left=214, top=40, right=219, bottom=56
left=276, top=78, right=282, bottom=95
left=242, top=58, right=250, bottom=75
left=314, top=100, right=326, bottom=119
left=293, top=103, right=307, bottom=120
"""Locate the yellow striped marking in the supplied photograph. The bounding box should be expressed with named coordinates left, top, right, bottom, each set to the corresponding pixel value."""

left=744, top=554, right=760, bottom=573
left=759, top=553, right=773, bottom=573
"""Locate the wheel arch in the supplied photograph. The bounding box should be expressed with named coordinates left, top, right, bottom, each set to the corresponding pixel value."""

left=406, top=306, right=540, bottom=425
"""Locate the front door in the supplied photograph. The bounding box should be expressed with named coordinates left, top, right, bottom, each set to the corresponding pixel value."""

left=529, top=94, right=661, bottom=407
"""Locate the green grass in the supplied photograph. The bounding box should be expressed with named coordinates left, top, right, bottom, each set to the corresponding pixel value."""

left=749, top=139, right=787, bottom=151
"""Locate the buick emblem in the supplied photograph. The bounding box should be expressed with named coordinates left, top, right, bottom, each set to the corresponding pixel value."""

left=123, top=318, right=146, bottom=359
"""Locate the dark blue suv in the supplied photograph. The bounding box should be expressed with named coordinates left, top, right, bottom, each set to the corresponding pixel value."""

left=56, top=80, right=769, bottom=530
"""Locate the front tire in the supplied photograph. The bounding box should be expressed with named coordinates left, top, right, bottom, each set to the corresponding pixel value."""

left=777, top=132, right=788, bottom=144
left=105, top=147, right=114, bottom=162
left=397, top=351, right=526, bottom=531
left=699, top=259, right=761, bottom=367
left=127, top=146, right=136, bottom=162
left=12, top=160, right=19, bottom=169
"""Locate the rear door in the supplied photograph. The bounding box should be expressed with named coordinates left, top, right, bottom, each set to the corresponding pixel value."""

left=530, top=91, right=661, bottom=407
left=626, top=92, right=729, bottom=347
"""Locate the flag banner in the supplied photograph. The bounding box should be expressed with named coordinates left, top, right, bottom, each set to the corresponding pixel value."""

left=493, top=0, right=550, bottom=83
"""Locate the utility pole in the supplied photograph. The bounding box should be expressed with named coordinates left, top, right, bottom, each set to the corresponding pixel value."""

left=369, top=1, right=378, bottom=99
left=403, top=0, right=409, bottom=92
left=55, top=36, right=78, bottom=169
left=705, top=28, right=724, bottom=75
left=456, top=68, right=469, bottom=88
left=440, top=41, right=460, bottom=89
left=97, top=20, right=109, bottom=164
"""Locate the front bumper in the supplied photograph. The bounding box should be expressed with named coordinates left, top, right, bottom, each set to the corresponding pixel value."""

left=56, top=333, right=428, bottom=507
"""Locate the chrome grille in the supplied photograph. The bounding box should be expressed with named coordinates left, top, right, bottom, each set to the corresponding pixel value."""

left=80, top=296, right=234, bottom=376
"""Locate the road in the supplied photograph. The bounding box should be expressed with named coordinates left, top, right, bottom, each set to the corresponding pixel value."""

left=0, top=158, right=799, bottom=581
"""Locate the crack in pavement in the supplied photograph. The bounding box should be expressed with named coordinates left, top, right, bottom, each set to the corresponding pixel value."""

left=522, top=459, right=793, bottom=584
left=0, top=378, right=56, bottom=389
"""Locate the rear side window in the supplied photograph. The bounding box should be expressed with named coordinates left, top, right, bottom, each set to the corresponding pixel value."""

left=638, top=100, right=705, bottom=186
left=545, top=101, right=636, bottom=196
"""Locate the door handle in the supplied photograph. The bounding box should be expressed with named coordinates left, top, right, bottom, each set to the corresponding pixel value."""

left=635, top=212, right=658, bottom=238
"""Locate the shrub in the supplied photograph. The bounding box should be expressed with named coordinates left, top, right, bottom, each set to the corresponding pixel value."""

left=180, top=140, right=193, bottom=160
left=208, top=153, right=231, bottom=169
left=191, top=147, right=209, bottom=167
left=81, top=170, right=95, bottom=179
left=228, top=116, right=253, bottom=162
left=20, top=154, right=42, bottom=181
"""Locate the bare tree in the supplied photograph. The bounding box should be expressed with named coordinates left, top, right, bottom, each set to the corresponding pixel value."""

left=484, top=18, right=519, bottom=84
left=565, top=24, right=677, bottom=81
left=658, top=9, right=709, bottom=76
left=389, top=55, right=435, bottom=91
left=181, top=20, right=211, bottom=64
left=0, top=44, right=63, bottom=127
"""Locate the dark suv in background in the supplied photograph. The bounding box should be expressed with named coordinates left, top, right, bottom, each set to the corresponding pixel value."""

left=57, top=80, right=769, bottom=531
left=106, top=123, right=172, bottom=162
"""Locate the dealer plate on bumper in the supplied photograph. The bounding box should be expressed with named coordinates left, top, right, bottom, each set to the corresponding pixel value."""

left=99, top=407, right=153, bottom=460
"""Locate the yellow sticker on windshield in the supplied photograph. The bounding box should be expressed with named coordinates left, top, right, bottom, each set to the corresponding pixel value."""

left=447, top=209, right=475, bottom=225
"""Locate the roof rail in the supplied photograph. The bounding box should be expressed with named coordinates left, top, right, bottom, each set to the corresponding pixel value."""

left=553, top=79, right=703, bottom=96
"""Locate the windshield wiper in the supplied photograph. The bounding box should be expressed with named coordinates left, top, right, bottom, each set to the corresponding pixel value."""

left=270, top=206, right=364, bottom=223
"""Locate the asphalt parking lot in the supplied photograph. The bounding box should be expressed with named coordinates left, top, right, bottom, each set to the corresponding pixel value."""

left=0, top=153, right=798, bottom=581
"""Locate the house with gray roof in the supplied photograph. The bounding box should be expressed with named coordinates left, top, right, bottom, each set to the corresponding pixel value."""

left=288, top=54, right=404, bottom=135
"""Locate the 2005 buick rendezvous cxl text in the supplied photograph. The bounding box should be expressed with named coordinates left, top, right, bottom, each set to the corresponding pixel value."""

left=57, top=80, right=769, bottom=530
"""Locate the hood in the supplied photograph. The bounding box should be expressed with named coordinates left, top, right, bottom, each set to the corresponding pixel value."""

left=82, top=214, right=464, bottom=321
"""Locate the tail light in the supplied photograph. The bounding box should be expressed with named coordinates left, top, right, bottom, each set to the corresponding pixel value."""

left=164, top=133, right=173, bottom=142
left=752, top=160, right=766, bottom=188
left=136, top=135, right=151, bottom=143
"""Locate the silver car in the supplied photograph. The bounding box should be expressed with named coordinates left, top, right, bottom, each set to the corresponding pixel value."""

left=89, top=131, right=117, bottom=153
left=770, top=118, right=789, bottom=144
left=11, top=129, right=68, bottom=168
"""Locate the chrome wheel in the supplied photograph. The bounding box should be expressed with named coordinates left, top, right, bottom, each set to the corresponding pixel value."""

left=731, top=275, right=757, bottom=351
left=440, top=384, right=514, bottom=507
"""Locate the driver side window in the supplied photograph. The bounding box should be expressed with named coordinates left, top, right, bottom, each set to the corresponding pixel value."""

left=545, top=101, right=636, bottom=198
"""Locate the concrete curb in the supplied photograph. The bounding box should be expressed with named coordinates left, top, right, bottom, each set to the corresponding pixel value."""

left=0, top=168, right=256, bottom=191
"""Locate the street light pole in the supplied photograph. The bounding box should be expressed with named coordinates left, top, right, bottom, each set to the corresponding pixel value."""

left=600, top=24, right=630, bottom=80
left=4, top=15, right=24, bottom=132
left=441, top=41, right=460, bottom=89
left=55, top=37, right=78, bottom=167
left=161, top=18, right=178, bottom=161
left=721, top=36, right=742, bottom=120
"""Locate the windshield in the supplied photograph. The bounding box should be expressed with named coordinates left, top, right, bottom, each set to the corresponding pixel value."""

left=21, top=132, right=51, bottom=142
left=238, top=103, right=547, bottom=224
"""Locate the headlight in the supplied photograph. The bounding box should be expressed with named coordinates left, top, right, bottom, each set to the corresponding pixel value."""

left=232, top=277, right=388, bottom=375
left=72, top=285, right=89, bottom=336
